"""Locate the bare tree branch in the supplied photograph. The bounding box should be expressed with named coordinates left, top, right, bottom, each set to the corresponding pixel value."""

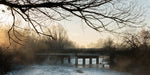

left=0, top=0, right=145, bottom=45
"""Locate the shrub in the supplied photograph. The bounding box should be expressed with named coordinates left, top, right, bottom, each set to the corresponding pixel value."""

left=0, top=47, right=13, bottom=75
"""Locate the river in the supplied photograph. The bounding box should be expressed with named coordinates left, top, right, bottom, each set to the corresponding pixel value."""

left=5, top=57, right=130, bottom=75
left=6, top=65, right=130, bottom=75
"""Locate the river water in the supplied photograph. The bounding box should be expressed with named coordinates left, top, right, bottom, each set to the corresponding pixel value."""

left=5, top=57, right=130, bottom=75
left=6, top=65, right=130, bottom=75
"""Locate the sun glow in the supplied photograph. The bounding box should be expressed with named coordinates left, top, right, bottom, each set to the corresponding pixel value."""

left=0, top=28, right=10, bottom=47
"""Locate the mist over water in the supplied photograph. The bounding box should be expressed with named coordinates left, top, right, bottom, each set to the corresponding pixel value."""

left=6, top=65, right=130, bottom=75
left=6, top=57, right=130, bottom=75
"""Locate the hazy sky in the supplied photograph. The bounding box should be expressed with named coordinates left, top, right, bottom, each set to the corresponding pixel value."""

left=59, top=17, right=113, bottom=47
left=0, top=0, right=150, bottom=47
left=59, top=0, right=150, bottom=47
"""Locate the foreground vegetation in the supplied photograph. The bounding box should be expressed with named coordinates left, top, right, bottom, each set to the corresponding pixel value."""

left=0, top=48, right=13, bottom=75
left=105, top=30, right=150, bottom=75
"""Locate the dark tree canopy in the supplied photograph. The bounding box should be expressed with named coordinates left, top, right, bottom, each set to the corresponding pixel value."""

left=0, top=0, right=145, bottom=45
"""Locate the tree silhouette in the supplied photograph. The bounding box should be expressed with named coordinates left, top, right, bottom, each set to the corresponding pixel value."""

left=0, top=0, right=144, bottom=45
left=44, top=25, right=75, bottom=49
left=124, top=30, right=150, bottom=49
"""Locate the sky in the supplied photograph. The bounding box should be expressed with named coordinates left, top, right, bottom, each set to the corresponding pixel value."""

left=58, top=0, right=150, bottom=47
left=58, top=17, right=113, bottom=47
left=0, top=0, right=150, bottom=47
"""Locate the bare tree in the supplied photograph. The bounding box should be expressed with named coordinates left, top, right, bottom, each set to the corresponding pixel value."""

left=45, top=25, right=75, bottom=49
left=103, top=38, right=115, bottom=49
left=0, top=0, right=145, bottom=45
left=123, top=29, right=150, bottom=49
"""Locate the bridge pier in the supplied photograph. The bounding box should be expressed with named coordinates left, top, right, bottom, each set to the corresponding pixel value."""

left=89, top=57, right=92, bottom=64
left=61, top=57, right=64, bottom=64
left=96, top=57, right=99, bottom=64
left=75, top=57, right=78, bottom=65
left=68, top=57, right=71, bottom=64
left=83, top=57, right=85, bottom=65
left=109, top=54, right=115, bottom=68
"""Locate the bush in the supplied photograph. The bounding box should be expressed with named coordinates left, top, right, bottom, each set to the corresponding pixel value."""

left=112, top=30, right=150, bottom=75
left=0, top=47, right=13, bottom=75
